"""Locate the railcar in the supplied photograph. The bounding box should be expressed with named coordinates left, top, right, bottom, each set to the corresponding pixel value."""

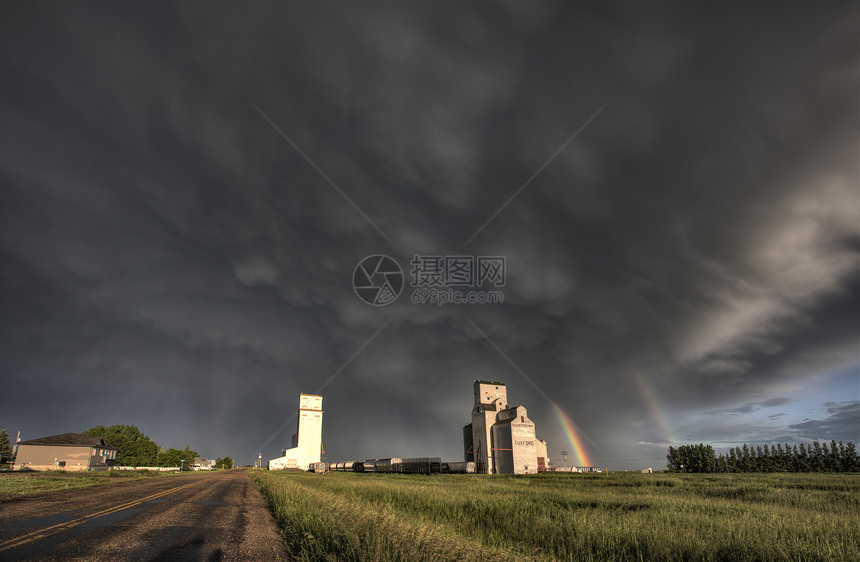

left=398, top=457, right=442, bottom=474
left=442, top=461, right=476, bottom=474
left=374, top=458, right=402, bottom=473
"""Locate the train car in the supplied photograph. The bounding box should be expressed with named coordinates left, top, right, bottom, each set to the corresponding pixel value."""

left=310, top=462, right=328, bottom=473
left=375, top=458, right=402, bottom=473
left=399, top=457, right=442, bottom=474
left=362, top=459, right=377, bottom=473
left=442, top=461, right=476, bottom=474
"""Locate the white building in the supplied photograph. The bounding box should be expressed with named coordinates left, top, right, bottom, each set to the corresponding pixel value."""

left=268, top=393, right=323, bottom=471
left=192, top=457, right=216, bottom=470
left=464, top=381, right=549, bottom=474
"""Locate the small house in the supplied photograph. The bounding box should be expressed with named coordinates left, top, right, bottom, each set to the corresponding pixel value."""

left=12, top=433, right=119, bottom=471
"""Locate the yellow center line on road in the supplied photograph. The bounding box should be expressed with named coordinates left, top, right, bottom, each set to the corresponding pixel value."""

left=0, top=479, right=202, bottom=552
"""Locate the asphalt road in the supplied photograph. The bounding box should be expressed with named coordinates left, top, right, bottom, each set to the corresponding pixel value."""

left=0, top=470, right=289, bottom=561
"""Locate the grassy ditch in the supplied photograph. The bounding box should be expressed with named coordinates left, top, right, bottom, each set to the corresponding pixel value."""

left=0, top=469, right=181, bottom=497
left=251, top=470, right=860, bottom=561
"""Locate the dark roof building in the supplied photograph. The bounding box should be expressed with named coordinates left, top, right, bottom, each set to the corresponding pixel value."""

left=13, top=433, right=119, bottom=471
left=17, top=433, right=115, bottom=448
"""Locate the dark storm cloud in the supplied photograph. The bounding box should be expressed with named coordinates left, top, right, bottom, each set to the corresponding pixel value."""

left=1, top=2, right=857, bottom=467
left=788, top=402, right=860, bottom=441
left=704, top=398, right=794, bottom=416
left=762, top=398, right=793, bottom=408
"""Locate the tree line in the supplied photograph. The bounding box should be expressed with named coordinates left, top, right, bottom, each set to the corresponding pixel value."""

left=81, top=425, right=232, bottom=469
left=0, top=429, right=13, bottom=465
left=667, top=441, right=859, bottom=473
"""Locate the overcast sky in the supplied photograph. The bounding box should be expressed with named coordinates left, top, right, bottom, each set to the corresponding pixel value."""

left=1, top=2, right=858, bottom=470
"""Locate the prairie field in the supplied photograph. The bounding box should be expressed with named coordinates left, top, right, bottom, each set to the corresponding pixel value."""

left=251, top=470, right=860, bottom=562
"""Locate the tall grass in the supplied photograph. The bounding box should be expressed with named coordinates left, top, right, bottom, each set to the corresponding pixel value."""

left=251, top=471, right=860, bottom=561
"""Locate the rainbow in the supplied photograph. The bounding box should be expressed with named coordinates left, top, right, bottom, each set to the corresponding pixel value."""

left=633, top=373, right=678, bottom=444
left=550, top=401, right=592, bottom=467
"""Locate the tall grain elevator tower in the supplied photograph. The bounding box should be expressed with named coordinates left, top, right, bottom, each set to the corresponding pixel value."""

left=268, top=393, right=323, bottom=470
left=467, top=380, right=507, bottom=474
left=464, top=381, right=548, bottom=474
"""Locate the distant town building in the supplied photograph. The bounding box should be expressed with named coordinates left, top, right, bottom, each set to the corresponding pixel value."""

left=463, top=381, right=549, bottom=474
left=12, top=433, right=118, bottom=471
left=268, top=394, right=323, bottom=471
left=192, top=457, right=216, bottom=470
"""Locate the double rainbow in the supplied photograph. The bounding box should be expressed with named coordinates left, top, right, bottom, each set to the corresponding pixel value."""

left=633, top=372, right=677, bottom=444
left=550, top=401, right=592, bottom=467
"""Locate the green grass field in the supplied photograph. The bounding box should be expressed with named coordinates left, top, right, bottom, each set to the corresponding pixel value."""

left=0, top=469, right=183, bottom=497
left=251, top=470, right=860, bottom=561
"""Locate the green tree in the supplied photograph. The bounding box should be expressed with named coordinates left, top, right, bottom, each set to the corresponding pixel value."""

left=703, top=444, right=717, bottom=473
left=727, top=448, right=738, bottom=472
left=669, top=444, right=717, bottom=473
left=666, top=446, right=681, bottom=471
left=158, top=447, right=181, bottom=467
left=216, top=457, right=234, bottom=469
left=180, top=445, right=197, bottom=467
left=775, top=443, right=785, bottom=471
left=158, top=445, right=198, bottom=468
left=797, top=442, right=809, bottom=471
left=754, top=446, right=764, bottom=472
left=741, top=444, right=751, bottom=472
left=842, top=442, right=859, bottom=471
left=829, top=440, right=840, bottom=472
left=811, top=441, right=824, bottom=471
left=0, top=429, right=13, bottom=464
left=81, top=425, right=159, bottom=467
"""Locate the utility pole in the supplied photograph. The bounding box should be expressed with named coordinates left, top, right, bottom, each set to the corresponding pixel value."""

left=561, top=450, right=568, bottom=468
